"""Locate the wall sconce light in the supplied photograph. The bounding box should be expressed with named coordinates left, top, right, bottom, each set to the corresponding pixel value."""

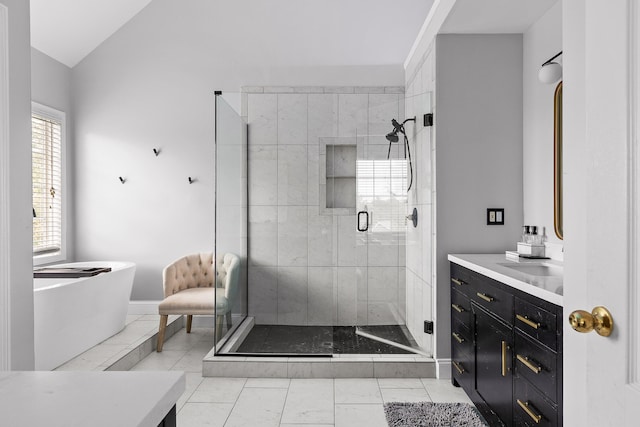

left=538, top=51, right=562, bottom=84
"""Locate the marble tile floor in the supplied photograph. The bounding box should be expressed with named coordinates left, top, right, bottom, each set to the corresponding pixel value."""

left=130, top=328, right=473, bottom=427
left=54, top=314, right=183, bottom=371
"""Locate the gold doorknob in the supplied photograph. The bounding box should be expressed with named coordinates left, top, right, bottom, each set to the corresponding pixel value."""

left=568, top=306, right=614, bottom=337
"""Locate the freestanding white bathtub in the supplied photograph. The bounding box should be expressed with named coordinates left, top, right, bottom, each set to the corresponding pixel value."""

left=33, top=261, right=136, bottom=370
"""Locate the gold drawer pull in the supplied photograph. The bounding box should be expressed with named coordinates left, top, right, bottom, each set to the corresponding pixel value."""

left=452, top=332, right=465, bottom=344
left=451, top=278, right=466, bottom=286
left=516, top=314, right=541, bottom=329
left=477, top=292, right=494, bottom=302
left=451, top=304, right=465, bottom=313
left=501, top=340, right=508, bottom=377
left=517, top=354, right=542, bottom=374
left=453, top=361, right=464, bottom=374
left=517, top=399, right=543, bottom=424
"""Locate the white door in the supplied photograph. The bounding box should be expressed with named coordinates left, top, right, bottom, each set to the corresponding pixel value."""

left=563, top=1, right=640, bottom=425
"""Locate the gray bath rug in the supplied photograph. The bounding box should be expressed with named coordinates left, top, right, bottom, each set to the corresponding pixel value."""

left=384, top=402, right=488, bottom=427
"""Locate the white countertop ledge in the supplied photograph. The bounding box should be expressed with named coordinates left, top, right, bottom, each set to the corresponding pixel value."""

left=0, top=371, right=185, bottom=427
left=448, top=254, right=564, bottom=306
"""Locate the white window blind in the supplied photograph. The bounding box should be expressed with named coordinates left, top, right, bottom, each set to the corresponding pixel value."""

left=32, top=110, right=63, bottom=255
left=356, top=159, right=407, bottom=233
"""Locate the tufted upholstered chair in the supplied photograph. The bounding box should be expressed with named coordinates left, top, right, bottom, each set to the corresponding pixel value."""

left=157, top=252, right=240, bottom=352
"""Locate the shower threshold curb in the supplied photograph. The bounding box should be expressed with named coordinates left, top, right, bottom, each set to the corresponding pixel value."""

left=202, top=352, right=436, bottom=378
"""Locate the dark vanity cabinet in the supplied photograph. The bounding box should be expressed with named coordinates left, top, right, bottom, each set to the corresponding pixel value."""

left=450, top=262, right=563, bottom=427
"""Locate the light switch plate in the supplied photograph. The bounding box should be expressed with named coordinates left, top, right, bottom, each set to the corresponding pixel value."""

left=487, top=208, right=504, bottom=225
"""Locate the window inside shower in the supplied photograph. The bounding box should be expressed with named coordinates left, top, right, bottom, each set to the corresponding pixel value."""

left=213, top=87, right=431, bottom=357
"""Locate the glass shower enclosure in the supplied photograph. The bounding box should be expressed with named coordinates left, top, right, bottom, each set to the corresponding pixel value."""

left=213, top=88, right=429, bottom=357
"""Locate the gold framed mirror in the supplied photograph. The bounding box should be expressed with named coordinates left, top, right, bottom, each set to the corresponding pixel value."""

left=554, top=82, right=563, bottom=239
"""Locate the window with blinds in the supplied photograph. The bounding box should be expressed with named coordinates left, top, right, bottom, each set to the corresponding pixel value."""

left=356, top=159, right=407, bottom=233
left=32, top=105, right=64, bottom=256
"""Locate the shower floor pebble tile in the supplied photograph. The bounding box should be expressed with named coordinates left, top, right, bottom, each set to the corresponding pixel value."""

left=128, top=328, right=474, bottom=427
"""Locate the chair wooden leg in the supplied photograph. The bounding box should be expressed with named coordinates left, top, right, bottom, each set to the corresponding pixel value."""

left=225, top=312, right=232, bottom=329
left=157, top=315, right=168, bottom=352
left=215, top=315, right=223, bottom=342
left=186, top=315, right=193, bottom=333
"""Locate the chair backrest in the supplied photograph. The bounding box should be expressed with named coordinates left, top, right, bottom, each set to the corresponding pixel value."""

left=162, top=252, right=214, bottom=297
left=216, top=253, right=240, bottom=303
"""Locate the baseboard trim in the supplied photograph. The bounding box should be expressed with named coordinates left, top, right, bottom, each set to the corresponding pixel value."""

left=128, top=301, right=160, bottom=315
left=436, top=358, right=451, bottom=379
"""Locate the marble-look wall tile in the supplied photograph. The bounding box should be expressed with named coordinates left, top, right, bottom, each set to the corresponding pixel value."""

left=367, top=233, right=399, bottom=267
left=278, top=206, right=308, bottom=266
left=367, top=266, right=398, bottom=303
left=337, top=215, right=366, bottom=266
left=308, top=94, right=338, bottom=145
left=307, top=145, right=320, bottom=206
left=248, top=267, right=278, bottom=324
left=307, top=208, right=335, bottom=266
left=278, top=145, right=308, bottom=205
left=248, top=206, right=278, bottom=267
left=248, top=145, right=277, bottom=205
left=278, top=267, right=308, bottom=325
left=337, top=267, right=357, bottom=326
left=368, top=94, right=401, bottom=138
left=278, top=94, right=308, bottom=145
left=338, top=94, right=368, bottom=137
left=398, top=267, right=406, bottom=323
left=248, top=94, right=277, bottom=145
left=307, top=267, right=337, bottom=326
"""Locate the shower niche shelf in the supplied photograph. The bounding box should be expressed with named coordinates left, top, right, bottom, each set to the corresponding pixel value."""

left=320, top=139, right=358, bottom=214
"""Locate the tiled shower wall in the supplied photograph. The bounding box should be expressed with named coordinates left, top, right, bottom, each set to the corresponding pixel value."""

left=404, top=45, right=435, bottom=354
left=243, top=86, right=406, bottom=327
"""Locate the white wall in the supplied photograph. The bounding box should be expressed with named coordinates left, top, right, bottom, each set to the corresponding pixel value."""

left=435, top=34, right=524, bottom=361
left=523, top=2, right=562, bottom=246
left=0, top=0, right=35, bottom=370
left=71, top=0, right=428, bottom=300
left=31, top=47, right=74, bottom=261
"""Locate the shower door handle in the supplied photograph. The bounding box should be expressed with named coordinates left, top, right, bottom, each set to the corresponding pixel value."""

left=357, top=211, right=369, bottom=232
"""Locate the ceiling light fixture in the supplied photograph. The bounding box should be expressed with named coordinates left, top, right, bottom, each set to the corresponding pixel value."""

left=538, top=51, right=563, bottom=84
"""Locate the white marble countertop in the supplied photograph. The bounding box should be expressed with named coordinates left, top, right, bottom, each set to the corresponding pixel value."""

left=448, top=254, right=564, bottom=306
left=0, top=371, right=185, bottom=427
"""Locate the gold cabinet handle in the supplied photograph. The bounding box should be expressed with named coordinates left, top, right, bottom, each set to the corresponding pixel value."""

left=477, top=292, right=494, bottom=302
left=452, top=361, right=464, bottom=374
left=569, top=306, right=614, bottom=337
left=501, top=340, right=508, bottom=377
left=516, top=354, right=542, bottom=374
left=516, top=314, right=541, bottom=329
left=451, top=278, right=466, bottom=286
left=451, top=304, right=464, bottom=313
left=452, top=332, right=465, bottom=344
left=517, top=399, right=542, bottom=424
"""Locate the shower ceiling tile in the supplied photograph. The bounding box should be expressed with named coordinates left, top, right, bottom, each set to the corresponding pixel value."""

left=277, top=94, right=308, bottom=145
left=248, top=94, right=277, bottom=145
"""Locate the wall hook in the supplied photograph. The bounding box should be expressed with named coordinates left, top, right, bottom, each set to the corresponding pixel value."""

left=119, top=177, right=126, bottom=184
left=153, top=148, right=160, bottom=156
left=188, top=177, right=195, bottom=184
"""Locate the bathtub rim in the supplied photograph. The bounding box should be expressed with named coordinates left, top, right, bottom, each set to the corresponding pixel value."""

left=33, top=261, right=136, bottom=292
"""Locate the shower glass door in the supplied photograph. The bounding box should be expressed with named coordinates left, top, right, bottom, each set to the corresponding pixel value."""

left=354, top=127, right=416, bottom=353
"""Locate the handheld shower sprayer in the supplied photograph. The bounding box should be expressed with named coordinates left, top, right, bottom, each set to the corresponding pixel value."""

left=386, top=117, right=416, bottom=192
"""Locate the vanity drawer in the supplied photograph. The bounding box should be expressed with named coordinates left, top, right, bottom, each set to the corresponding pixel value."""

left=451, top=288, right=473, bottom=327
left=450, top=264, right=475, bottom=297
left=514, top=376, right=558, bottom=427
left=472, top=276, right=514, bottom=323
left=452, top=338, right=474, bottom=392
left=451, top=319, right=473, bottom=354
left=515, top=332, right=558, bottom=402
left=515, top=297, right=558, bottom=351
